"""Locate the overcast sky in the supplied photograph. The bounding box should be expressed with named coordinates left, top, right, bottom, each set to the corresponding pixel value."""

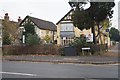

left=0, top=0, right=120, bottom=29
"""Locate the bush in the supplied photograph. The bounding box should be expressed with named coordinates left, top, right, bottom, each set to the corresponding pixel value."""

left=58, top=46, right=65, bottom=56
left=43, top=35, right=52, bottom=43
left=25, top=34, right=40, bottom=46
left=2, top=45, right=62, bottom=55
left=75, top=44, right=108, bottom=56
left=3, top=33, right=11, bottom=45
left=71, top=36, right=93, bottom=48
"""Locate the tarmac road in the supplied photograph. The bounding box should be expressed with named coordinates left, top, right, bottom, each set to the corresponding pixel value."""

left=2, top=61, right=118, bottom=78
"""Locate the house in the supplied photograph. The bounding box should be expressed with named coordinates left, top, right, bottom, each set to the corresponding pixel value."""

left=56, top=9, right=92, bottom=46
left=56, top=9, right=109, bottom=46
left=19, top=16, right=57, bottom=44
left=1, top=13, right=20, bottom=45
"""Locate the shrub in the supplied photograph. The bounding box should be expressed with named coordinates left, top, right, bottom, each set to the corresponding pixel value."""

left=2, top=31, right=11, bottom=45
left=71, top=34, right=93, bottom=47
left=43, top=35, right=52, bottom=43
left=2, top=45, right=62, bottom=55
left=58, top=46, right=65, bottom=56
left=25, top=34, right=40, bottom=46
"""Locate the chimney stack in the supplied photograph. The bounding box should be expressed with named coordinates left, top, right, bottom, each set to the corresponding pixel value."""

left=4, top=13, right=9, bottom=21
left=18, top=16, right=22, bottom=24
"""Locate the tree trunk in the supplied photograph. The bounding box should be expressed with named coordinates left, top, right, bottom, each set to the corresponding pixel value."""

left=97, top=24, right=102, bottom=44
left=92, top=26, right=97, bottom=44
left=97, top=23, right=102, bottom=53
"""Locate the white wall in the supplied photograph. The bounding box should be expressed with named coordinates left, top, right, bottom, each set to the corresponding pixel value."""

left=34, top=25, right=55, bottom=43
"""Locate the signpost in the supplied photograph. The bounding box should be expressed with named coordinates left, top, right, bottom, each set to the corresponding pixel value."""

left=106, top=29, right=109, bottom=32
left=86, top=33, right=93, bottom=42
left=106, top=29, right=109, bottom=50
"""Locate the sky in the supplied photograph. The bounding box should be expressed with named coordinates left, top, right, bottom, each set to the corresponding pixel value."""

left=0, top=0, right=120, bottom=29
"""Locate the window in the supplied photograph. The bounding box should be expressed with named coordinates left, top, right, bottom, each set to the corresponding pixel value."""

left=61, top=23, right=74, bottom=31
left=62, top=37, right=74, bottom=46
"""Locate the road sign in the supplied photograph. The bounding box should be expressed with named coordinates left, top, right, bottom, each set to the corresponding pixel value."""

left=86, top=33, right=93, bottom=42
left=106, top=29, right=109, bottom=32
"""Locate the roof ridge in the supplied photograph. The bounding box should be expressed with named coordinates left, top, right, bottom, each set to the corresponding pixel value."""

left=1, top=19, right=18, bottom=23
left=28, top=15, right=53, bottom=23
left=20, top=15, right=56, bottom=31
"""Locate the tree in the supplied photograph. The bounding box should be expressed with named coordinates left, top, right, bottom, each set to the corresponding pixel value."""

left=25, top=33, right=40, bottom=46
left=100, top=19, right=112, bottom=31
left=3, top=31, right=11, bottom=45
left=23, top=22, right=40, bottom=45
left=2, top=20, right=18, bottom=45
left=72, top=7, right=94, bottom=31
left=44, top=35, right=51, bottom=43
left=72, top=7, right=95, bottom=43
left=72, top=2, right=115, bottom=44
left=23, top=22, right=35, bottom=36
left=88, top=2, right=115, bottom=44
left=109, top=27, right=120, bottom=42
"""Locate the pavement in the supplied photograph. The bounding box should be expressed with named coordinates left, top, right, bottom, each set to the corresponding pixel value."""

left=2, top=44, right=120, bottom=64
left=2, top=55, right=119, bottom=64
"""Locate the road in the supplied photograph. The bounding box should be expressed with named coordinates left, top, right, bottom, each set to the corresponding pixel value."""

left=1, top=61, right=118, bottom=78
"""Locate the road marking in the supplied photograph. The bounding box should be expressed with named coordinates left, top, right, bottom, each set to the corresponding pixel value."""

left=0, top=72, right=38, bottom=76
left=0, top=72, right=60, bottom=78
left=63, top=58, right=78, bottom=60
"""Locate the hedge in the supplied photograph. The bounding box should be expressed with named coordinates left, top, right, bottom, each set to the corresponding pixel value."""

left=2, top=44, right=108, bottom=56
left=75, top=44, right=108, bottom=55
left=2, top=44, right=62, bottom=55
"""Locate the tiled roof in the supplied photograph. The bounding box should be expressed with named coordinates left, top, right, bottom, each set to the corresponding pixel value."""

left=20, top=16, right=57, bottom=31
left=1, top=19, right=19, bottom=27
